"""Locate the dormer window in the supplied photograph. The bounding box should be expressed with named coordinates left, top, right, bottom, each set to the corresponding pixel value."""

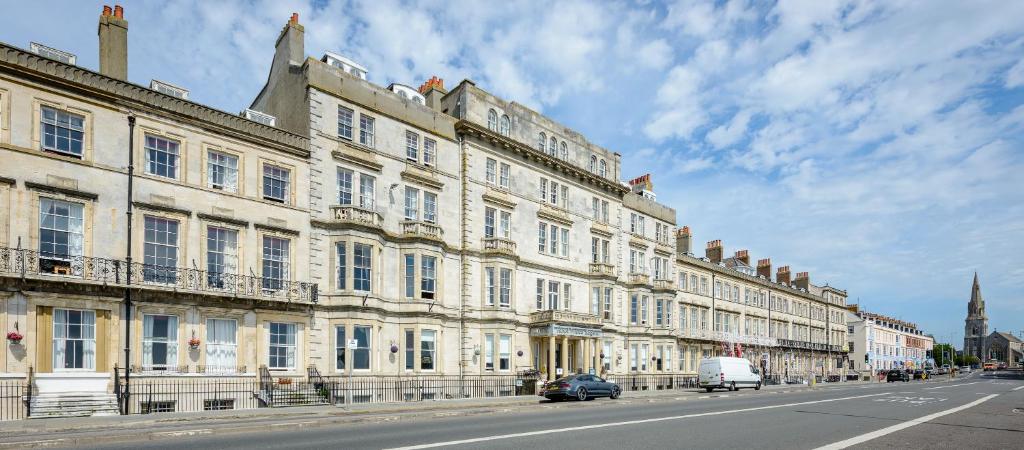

left=499, top=115, right=510, bottom=136
left=548, top=137, right=557, bottom=156
left=537, top=132, right=546, bottom=152
left=487, top=109, right=498, bottom=131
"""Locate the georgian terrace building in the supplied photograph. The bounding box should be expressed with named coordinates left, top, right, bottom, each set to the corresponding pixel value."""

left=1, top=10, right=853, bottom=416
left=846, top=306, right=934, bottom=374
left=0, top=6, right=314, bottom=411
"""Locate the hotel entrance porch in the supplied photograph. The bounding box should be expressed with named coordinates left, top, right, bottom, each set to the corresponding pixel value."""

left=528, top=310, right=603, bottom=381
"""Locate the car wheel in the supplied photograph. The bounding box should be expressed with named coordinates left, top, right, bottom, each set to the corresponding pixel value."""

left=610, top=387, right=621, bottom=399
left=577, top=387, right=588, bottom=401
left=706, top=387, right=714, bottom=393
left=730, top=382, right=737, bottom=392
left=755, top=382, right=761, bottom=391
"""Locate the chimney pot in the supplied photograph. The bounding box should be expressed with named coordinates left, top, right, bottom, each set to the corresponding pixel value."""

left=114, top=5, right=123, bottom=18
left=102, top=5, right=112, bottom=16
left=290, top=12, right=299, bottom=24
left=99, top=4, right=128, bottom=80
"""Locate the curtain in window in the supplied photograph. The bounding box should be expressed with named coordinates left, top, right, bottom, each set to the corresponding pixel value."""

left=206, top=319, right=237, bottom=372
left=52, top=309, right=65, bottom=370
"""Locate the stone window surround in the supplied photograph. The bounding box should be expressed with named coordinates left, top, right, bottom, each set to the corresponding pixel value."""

left=197, top=216, right=248, bottom=283
left=328, top=235, right=379, bottom=294
left=132, top=205, right=191, bottom=270
left=400, top=248, right=444, bottom=302
left=403, top=325, right=442, bottom=374
left=0, top=87, right=9, bottom=145
left=258, top=312, right=306, bottom=374
left=31, top=97, right=94, bottom=161
left=135, top=123, right=188, bottom=183
left=480, top=260, right=515, bottom=309
left=257, top=228, right=296, bottom=285
left=26, top=188, right=97, bottom=262
left=331, top=319, right=379, bottom=375
left=131, top=304, right=189, bottom=370
left=479, top=328, right=516, bottom=373
left=202, top=144, right=245, bottom=195
left=258, top=158, right=296, bottom=205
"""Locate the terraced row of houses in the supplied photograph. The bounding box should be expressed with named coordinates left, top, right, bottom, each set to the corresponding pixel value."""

left=0, top=8, right=849, bottom=416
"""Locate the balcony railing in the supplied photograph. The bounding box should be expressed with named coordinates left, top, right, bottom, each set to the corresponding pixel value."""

left=481, top=237, right=516, bottom=255
left=589, top=263, right=615, bottom=277
left=653, top=278, right=674, bottom=290
left=401, top=221, right=443, bottom=240
left=627, top=273, right=650, bottom=286
left=330, top=205, right=383, bottom=228
left=530, top=309, right=602, bottom=327
left=0, top=247, right=318, bottom=303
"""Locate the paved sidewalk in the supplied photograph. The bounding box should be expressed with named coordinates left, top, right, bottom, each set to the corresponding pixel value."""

left=0, top=378, right=937, bottom=448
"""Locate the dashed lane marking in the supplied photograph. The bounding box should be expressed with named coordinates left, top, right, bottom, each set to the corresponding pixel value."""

left=383, top=392, right=893, bottom=450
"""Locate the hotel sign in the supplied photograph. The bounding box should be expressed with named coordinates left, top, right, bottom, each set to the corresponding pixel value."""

left=530, top=324, right=603, bottom=338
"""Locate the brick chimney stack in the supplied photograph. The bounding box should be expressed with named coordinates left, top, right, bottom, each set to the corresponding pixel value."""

left=776, top=266, right=791, bottom=285
left=735, top=250, right=750, bottom=266
left=418, top=76, right=446, bottom=110
left=757, top=258, right=771, bottom=279
left=706, top=240, right=723, bottom=264
left=98, top=4, right=128, bottom=80
left=795, top=272, right=810, bottom=290
left=676, top=226, right=691, bottom=255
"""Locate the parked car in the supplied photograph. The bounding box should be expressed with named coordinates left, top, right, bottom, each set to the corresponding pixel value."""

left=960, top=366, right=971, bottom=373
left=983, top=362, right=996, bottom=371
left=542, top=374, right=621, bottom=401
left=886, top=369, right=910, bottom=382
left=699, top=357, right=762, bottom=392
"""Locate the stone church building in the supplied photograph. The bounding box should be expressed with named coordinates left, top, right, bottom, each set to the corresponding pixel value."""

left=963, top=273, right=1022, bottom=366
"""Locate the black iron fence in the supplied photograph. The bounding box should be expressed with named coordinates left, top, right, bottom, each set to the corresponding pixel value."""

left=605, top=374, right=699, bottom=391
left=0, top=246, right=317, bottom=303
left=115, top=371, right=261, bottom=414
left=0, top=378, right=28, bottom=421
left=317, top=373, right=542, bottom=405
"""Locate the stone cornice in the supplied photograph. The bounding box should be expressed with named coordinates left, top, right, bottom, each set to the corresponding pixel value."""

left=455, top=120, right=629, bottom=197
left=25, top=181, right=98, bottom=201
left=0, top=176, right=15, bottom=186
left=0, top=42, right=309, bottom=158
left=254, top=222, right=301, bottom=236
left=133, top=201, right=192, bottom=217
left=196, top=212, right=249, bottom=228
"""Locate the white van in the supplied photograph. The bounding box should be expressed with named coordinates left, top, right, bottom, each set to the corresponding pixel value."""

left=698, top=357, right=762, bottom=392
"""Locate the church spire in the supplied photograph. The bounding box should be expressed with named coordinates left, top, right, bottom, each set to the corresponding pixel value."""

left=968, top=272, right=986, bottom=318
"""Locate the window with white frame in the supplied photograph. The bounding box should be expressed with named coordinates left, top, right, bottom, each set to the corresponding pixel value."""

left=404, top=187, right=419, bottom=220
left=421, top=330, right=436, bottom=370
left=335, top=326, right=346, bottom=370
left=405, top=329, right=414, bottom=371
left=537, top=132, right=546, bottom=152
left=423, top=191, right=437, bottom=223
left=53, top=308, right=95, bottom=370
left=206, top=318, right=237, bottom=373
left=630, top=294, right=638, bottom=324
left=404, top=254, right=415, bottom=298
left=487, top=109, right=498, bottom=131
left=591, top=287, right=600, bottom=315
left=603, top=288, right=612, bottom=321
left=338, top=106, right=354, bottom=140
left=38, top=198, right=84, bottom=268
left=536, top=279, right=544, bottom=309
left=548, top=136, right=557, bottom=156
left=359, top=114, right=375, bottom=147
left=486, top=158, right=497, bottom=184
left=207, top=150, right=238, bottom=192
left=538, top=221, right=569, bottom=257
left=485, top=334, right=495, bottom=370
left=499, top=268, right=511, bottom=307
left=353, top=243, right=372, bottom=292
left=500, top=115, right=510, bottom=136
left=143, top=314, right=178, bottom=370
left=40, top=106, right=84, bottom=157
left=498, top=162, right=510, bottom=188
left=424, top=138, right=436, bottom=167
left=206, top=226, right=237, bottom=288
left=262, top=236, right=289, bottom=291
left=421, top=255, right=436, bottom=299
left=563, top=283, right=573, bottom=310
left=499, top=334, right=511, bottom=370
left=145, top=135, right=179, bottom=179
left=262, top=164, right=290, bottom=203
left=547, top=280, right=560, bottom=310
left=560, top=141, right=568, bottom=160
left=143, top=216, right=178, bottom=283
left=335, top=170, right=376, bottom=210
left=268, top=322, right=296, bottom=370
left=598, top=159, right=607, bottom=178
left=406, top=131, right=419, bottom=161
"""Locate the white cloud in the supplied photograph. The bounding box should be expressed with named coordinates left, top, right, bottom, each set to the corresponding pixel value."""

left=1007, top=59, right=1024, bottom=88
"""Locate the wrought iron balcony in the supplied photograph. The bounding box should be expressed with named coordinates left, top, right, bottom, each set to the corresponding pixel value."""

left=401, top=220, right=443, bottom=240
left=589, top=262, right=615, bottom=277
left=0, top=247, right=318, bottom=303
left=530, top=309, right=602, bottom=327
left=481, top=237, right=516, bottom=255
left=329, top=205, right=383, bottom=228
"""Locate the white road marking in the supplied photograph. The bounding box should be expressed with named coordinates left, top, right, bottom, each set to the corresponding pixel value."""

left=383, top=392, right=892, bottom=450
left=923, top=382, right=980, bottom=390
left=813, top=394, right=999, bottom=450
left=1013, top=385, right=1024, bottom=391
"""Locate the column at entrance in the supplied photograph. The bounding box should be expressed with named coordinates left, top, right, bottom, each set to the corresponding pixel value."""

left=548, top=335, right=557, bottom=381
left=583, top=338, right=591, bottom=374
left=560, top=336, right=569, bottom=376
left=592, top=339, right=601, bottom=375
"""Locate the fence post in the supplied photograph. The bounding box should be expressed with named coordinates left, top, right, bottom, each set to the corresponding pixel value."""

left=25, top=366, right=33, bottom=418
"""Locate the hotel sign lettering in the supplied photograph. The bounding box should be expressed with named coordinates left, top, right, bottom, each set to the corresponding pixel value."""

left=530, top=324, right=603, bottom=338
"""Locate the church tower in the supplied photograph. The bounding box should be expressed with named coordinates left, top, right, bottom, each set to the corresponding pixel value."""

left=963, top=272, right=988, bottom=360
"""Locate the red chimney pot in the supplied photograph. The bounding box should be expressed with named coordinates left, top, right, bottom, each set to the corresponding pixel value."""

left=114, top=5, right=123, bottom=18
left=102, top=5, right=112, bottom=16
left=290, top=12, right=299, bottom=24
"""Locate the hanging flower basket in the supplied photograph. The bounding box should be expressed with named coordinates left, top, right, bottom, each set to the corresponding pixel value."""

left=6, top=331, right=23, bottom=344
left=188, top=337, right=201, bottom=349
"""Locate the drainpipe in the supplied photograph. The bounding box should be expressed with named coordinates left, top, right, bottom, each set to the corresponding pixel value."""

left=458, top=134, right=468, bottom=390
left=122, top=113, right=135, bottom=413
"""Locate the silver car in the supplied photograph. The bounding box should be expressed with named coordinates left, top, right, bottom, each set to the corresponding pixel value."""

left=541, top=374, right=621, bottom=401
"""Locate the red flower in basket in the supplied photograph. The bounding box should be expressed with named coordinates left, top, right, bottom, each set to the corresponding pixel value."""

left=188, top=336, right=201, bottom=349
left=6, top=331, right=23, bottom=343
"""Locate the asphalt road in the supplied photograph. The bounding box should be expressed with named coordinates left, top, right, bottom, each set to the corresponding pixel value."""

left=73, top=371, right=1024, bottom=450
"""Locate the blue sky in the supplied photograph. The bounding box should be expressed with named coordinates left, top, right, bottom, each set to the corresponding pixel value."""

left=4, top=0, right=1023, bottom=346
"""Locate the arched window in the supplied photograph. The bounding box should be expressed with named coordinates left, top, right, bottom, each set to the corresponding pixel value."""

left=560, top=142, right=568, bottom=160
left=598, top=159, right=607, bottom=177
left=538, top=132, right=547, bottom=151
left=500, top=115, right=510, bottom=136
left=549, top=137, right=557, bottom=156
left=589, top=155, right=597, bottom=172
left=487, top=109, right=498, bottom=131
